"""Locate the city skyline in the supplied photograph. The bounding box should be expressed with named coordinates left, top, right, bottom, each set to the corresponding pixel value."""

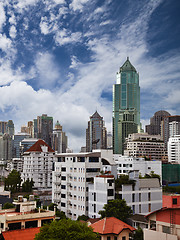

left=0, top=0, right=179, bottom=151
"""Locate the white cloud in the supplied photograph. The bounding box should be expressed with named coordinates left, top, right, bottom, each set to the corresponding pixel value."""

left=0, top=34, right=12, bottom=52
left=33, top=52, right=61, bottom=89
left=54, top=28, right=82, bottom=46
left=0, top=3, right=6, bottom=31
left=53, top=0, right=65, bottom=4
left=9, top=25, right=17, bottom=39
left=69, top=0, right=89, bottom=11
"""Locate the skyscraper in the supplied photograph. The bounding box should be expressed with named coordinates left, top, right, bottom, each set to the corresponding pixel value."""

left=52, top=120, right=67, bottom=153
left=146, top=110, right=171, bottom=135
left=113, top=57, right=141, bottom=154
left=86, top=111, right=107, bottom=152
left=37, top=114, right=53, bottom=147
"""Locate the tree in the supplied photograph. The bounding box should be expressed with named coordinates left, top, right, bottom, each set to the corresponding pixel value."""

left=98, top=199, right=132, bottom=222
left=133, top=227, right=144, bottom=240
left=35, top=219, right=100, bottom=240
left=22, top=178, right=34, bottom=192
left=3, top=202, right=14, bottom=209
left=115, top=175, right=135, bottom=190
left=4, top=170, right=22, bottom=193
left=77, top=214, right=89, bottom=221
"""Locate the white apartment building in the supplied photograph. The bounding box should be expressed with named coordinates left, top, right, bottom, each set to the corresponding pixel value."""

left=21, top=139, right=57, bottom=189
left=114, top=155, right=162, bottom=178
left=169, top=121, right=180, bottom=137
left=52, top=150, right=114, bottom=220
left=88, top=175, right=115, bottom=218
left=168, top=135, right=180, bottom=163
left=116, top=171, right=162, bottom=215
left=124, top=133, right=166, bottom=161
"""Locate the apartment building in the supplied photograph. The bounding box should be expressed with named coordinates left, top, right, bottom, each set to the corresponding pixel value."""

left=21, top=139, right=57, bottom=189
left=52, top=150, right=114, bottom=220
left=114, top=155, right=161, bottom=178
left=116, top=171, right=162, bottom=215
left=124, top=133, right=166, bottom=161
left=168, top=135, right=180, bottom=163
left=88, top=175, right=115, bottom=218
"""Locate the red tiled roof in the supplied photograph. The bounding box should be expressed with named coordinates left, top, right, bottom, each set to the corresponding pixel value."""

left=25, top=139, right=54, bottom=152
left=2, top=227, right=40, bottom=240
left=91, top=217, right=135, bottom=235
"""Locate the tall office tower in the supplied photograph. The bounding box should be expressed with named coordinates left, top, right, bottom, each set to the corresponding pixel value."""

left=113, top=57, right=140, bottom=154
left=86, top=111, right=107, bottom=152
left=52, top=120, right=67, bottom=153
left=0, top=133, right=12, bottom=161
left=13, top=133, right=31, bottom=158
left=161, top=115, right=180, bottom=149
left=37, top=114, right=53, bottom=147
left=7, top=120, right=14, bottom=136
left=21, top=121, right=34, bottom=137
left=0, top=122, right=7, bottom=134
left=146, top=110, right=170, bottom=135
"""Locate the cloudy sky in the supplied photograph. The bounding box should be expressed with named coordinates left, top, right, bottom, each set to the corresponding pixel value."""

left=0, top=0, right=180, bottom=151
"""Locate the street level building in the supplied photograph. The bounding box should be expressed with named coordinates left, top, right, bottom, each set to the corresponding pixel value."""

left=113, top=57, right=141, bottom=155
left=0, top=195, right=55, bottom=232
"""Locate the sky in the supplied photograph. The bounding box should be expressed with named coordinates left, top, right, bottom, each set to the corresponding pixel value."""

left=0, top=0, right=180, bottom=152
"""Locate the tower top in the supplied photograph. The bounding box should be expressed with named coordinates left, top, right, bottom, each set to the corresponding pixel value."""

left=90, top=111, right=103, bottom=120
left=120, top=57, right=137, bottom=72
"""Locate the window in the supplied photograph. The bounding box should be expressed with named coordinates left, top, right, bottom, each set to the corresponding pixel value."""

left=172, top=198, right=177, bottom=205
left=122, top=237, right=126, bottom=240
left=132, top=193, right=135, bottom=202
left=94, top=193, right=96, bottom=201
left=148, top=192, right=151, bottom=201
left=61, top=176, right=66, bottom=181
left=148, top=203, right=151, bottom=212
left=139, top=193, right=141, bottom=201
left=94, top=204, right=96, bottom=213
left=114, top=237, right=117, bottom=240
left=162, top=225, right=171, bottom=234
left=108, top=189, right=114, bottom=196
left=107, top=237, right=111, bottom=240
left=61, top=194, right=66, bottom=198
left=61, top=185, right=66, bottom=189
left=61, top=167, right=66, bottom=172
left=61, top=202, right=66, bottom=207
left=139, top=204, right=141, bottom=213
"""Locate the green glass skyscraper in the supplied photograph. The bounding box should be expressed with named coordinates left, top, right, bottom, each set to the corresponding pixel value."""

left=113, top=57, right=141, bottom=154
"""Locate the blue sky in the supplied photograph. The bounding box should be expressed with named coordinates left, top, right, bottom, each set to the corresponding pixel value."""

left=0, top=0, right=180, bottom=151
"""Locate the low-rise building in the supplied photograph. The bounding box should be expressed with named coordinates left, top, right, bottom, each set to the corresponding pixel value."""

left=90, top=217, right=135, bottom=240
left=163, top=194, right=180, bottom=208
left=116, top=171, right=162, bottom=215
left=144, top=208, right=180, bottom=240
left=88, top=175, right=115, bottom=218
left=0, top=195, right=55, bottom=233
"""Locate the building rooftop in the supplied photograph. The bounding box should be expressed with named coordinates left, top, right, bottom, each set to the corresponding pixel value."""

left=91, top=217, right=135, bottom=235
left=2, top=227, right=40, bottom=240
left=25, top=139, right=54, bottom=153
left=120, top=57, right=137, bottom=72
left=139, top=178, right=160, bottom=188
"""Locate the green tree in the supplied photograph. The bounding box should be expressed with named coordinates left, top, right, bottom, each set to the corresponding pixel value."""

left=22, top=178, right=34, bottom=192
left=35, top=219, right=100, bottom=240
left=4, top=170, right=22, bottom=193
left=98, top=199, right=132, bottom=222
left=77, top=214, right=89, bottom=221
left=3, top=202, right=14, bottom=209
left=115, top=175, right=135, bottom=190
left=56, top=210, right=67, bottom=219
left=48, top=203, right=57, bottom=211
left=133, top=227, right=144, bottom=240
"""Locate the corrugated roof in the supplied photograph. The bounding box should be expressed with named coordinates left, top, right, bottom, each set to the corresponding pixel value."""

left=25, top=139, right=54, bottom=152
left=139, top=178, right=160, bottom=188
left=91, top=217, right=135, bottom=235
left=2, top=227, right=40, bottom=240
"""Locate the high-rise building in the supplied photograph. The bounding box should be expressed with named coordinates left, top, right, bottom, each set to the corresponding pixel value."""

left=7, top=120, right=14, bottom=136
left=13, top=133, right=31, bottom=158
left=86, top=111, right=107, bottom=152
left=36, top=114, right=53, bottom=147
left=0, top=133, right=13, bottom=162
left=146, top=110, right=171, bottom=136
left=161, top=115, right=180, bottom=149
left=52, top=121, right=67, bottom=153
left=113, top=57, right=141, bottom=154
left=0, top=121, right=7, bottom=134
left=168, top=135, right=180, bottom=164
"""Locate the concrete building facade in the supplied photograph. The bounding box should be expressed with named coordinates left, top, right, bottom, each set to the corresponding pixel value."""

left=52, top=120, right=67, bottom=153
left=168, top=135, right=180, bottom=163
